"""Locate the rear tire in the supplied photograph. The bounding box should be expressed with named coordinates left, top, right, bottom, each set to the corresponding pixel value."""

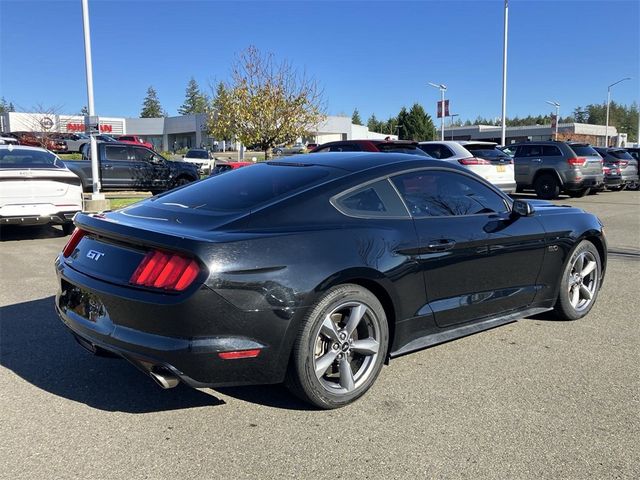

left=534, top=174, right=560, bottom=200
left=554, top=240, right=601, bottom=321
left=285, top=284, right=388, bottom=409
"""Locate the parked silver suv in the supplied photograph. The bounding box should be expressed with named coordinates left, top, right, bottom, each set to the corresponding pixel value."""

left=511, top=141, right=604, bottom=199
left=593, top=147, right=639, bottom=191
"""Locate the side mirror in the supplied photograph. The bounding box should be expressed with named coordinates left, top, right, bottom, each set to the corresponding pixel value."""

left=512, top=199, right=534, bottom=217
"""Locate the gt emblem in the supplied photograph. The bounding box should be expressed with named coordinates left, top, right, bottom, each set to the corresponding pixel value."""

left=86, top=250, right=105, bottom=261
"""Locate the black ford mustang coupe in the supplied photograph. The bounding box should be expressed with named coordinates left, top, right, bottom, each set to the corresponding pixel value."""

left=55, top=153, right=606, bottom=408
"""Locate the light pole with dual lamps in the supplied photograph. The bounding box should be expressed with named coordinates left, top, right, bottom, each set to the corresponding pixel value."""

left=545, top=100, right=560, bottom=140
left=428, top=82, right=447, bottom=141
left=605, top=77, right=631, bottom=147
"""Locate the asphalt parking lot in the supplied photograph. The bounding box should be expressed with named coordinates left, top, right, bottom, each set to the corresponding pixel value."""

left=1, top=191, right=638, bottom=480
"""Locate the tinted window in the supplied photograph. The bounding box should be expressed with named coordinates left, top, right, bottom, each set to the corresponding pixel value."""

left=335, top=179, right=408, bottom=217
left=186, top=150, right=209, bottom=159
left=418, top=144, right=453, bottom=159
left=0, top=148, right=63, bottom=168
left=211, top=164, right=232, bottom=175
left=542, top=146, right=562, bottom=156
left=569, top=144, right=600, bottom=157
left=329, top=144, right=360, bottom=152
left=132, top=147, right=163, bottom=163
left=377, top=144, right=429, bottom=156
left=157, top=163, right=334, bottom=212
left=609, top=150, right=634, bottom=160
left=119, top=136, right=133, bottom=141
left=391, top=170, right=507, bottom=217
left=105, top=145, right=129, bottom=161
left=314, top=147, right=331, bottom=153
left=465, top=148, right=510, bottom=159
left=515, top=145, right=543, bottom=157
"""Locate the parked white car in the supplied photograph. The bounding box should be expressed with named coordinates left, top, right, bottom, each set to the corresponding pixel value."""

left=0, top=134, right=19, bottom=145
left=418, top=141, right=516, bottom=193
left=0, top=145, right=83, bottom=234
left=182, top=148, right=211, bottom=173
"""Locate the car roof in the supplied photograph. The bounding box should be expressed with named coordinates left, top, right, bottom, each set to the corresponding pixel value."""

left=457, top=141, right=498, bottom=147
left=318, top=139, right=418, bottom=147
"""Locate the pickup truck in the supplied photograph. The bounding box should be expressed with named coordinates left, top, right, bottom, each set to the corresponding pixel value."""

left=64, top=142, right=199, bottom=194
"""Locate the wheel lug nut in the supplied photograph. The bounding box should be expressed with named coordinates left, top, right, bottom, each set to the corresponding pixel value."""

left=333, top=343, right=339, bottom=350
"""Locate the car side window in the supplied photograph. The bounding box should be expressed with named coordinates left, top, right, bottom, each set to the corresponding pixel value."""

left=330, top=144, right=359, bottom=152
left=333, top=179, right=408, bottom=218
left=105, top=145, right=129, bottom=161
left=133, top=147, right=154, bottom=162
left=391, top=170, right=508, bottom=217
left=418, top=144, right=452, bottom=159
left=314, top=147, right=331, bottom=153
left=542, top=146, right=562, bottom=156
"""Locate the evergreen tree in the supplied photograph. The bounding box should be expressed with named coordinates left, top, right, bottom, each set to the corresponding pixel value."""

left=140, top=86, right=164, bottom=118
left=367, top=113, right=382, bottom=132
left=401, top=103, right=436, bottom=141
left=179, top=77, right=208, bottom=115
left=351, top=108, right=363, bottom=125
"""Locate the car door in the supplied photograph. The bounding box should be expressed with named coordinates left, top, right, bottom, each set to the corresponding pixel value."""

left=514, top=144, right=543, bottom=185
left=132, top=147, right=170, bottom=190
left=390, top=168, right=546, bottom=328
left=101, top=144, right=134, bottom=189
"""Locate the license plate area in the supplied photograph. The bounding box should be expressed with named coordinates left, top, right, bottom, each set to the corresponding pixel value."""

left=60, top=280, right=108, bottom=323
left=496, top=165, right=506, bottom=172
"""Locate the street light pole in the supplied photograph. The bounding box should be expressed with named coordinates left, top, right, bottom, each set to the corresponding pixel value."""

left=81, top=0, right=102, bottom=200
left=605, top=77, right=631, bottom=147
left=449, top=114, right=459, bottom=139
left=545, top=100, right=560, bottom=140
left=428, top=82, right=447, bottom=141
left=500, top=0, right=509, bottom=146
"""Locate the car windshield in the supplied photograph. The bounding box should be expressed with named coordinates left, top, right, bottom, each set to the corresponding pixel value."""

left=609, top=149, right=634, bottom=160
left=0, top=148, right=63, bottom=168
left=186, top=150, right=209, bottom=159
left=377, top=144, right=430, bottom=156
left=155, top=162, right=335, bottom=211
left=570, top=145, right=600, bottom=157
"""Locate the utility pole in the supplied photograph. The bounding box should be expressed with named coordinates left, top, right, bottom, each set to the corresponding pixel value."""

left=428, top=82, right=447, bottom=141
left=605, top=77, right=631, bottom=147
left=500, top=0, right=509, bottom=146
left=81, top=0, right=107, bottom=209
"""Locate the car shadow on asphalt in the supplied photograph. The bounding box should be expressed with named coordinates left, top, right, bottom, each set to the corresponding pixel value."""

left=0, top=296, right=225, bottom=413
left=215, top=385, right=314, bottom=411
left=0, top=224, right=66, bottom=241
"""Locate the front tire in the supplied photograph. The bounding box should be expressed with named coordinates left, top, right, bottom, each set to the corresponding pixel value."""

left=285, top=284, right=389, bottom=409
left=554, top=240, right=602, bottom=321
left=534, top=173, right=560, bottom=200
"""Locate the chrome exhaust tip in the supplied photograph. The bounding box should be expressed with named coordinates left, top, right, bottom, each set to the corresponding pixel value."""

left=149, top=366, right=180, bottom=389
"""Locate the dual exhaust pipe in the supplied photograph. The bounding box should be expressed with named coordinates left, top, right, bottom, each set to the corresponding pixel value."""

left=149, top=366, right=180, bottom=389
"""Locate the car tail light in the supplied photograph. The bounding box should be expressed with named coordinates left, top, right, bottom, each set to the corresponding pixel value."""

left=619, top=161, right=628, bottom=168
left=218, top=349, right=261, bottom=360
left=130, top=250, right=200, bottom=291
left=567, top=157, right=586, bottom=167
left=458, top=157, right=490, bottom=165
left=62, top=228, right=86, bottom=257
left=603, top=166, right=611, bottom=174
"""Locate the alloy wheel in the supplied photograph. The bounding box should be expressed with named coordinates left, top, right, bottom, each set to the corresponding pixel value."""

left=567, top=250, right=599, bottom=312
left=312, top=301, right=381, bottom=394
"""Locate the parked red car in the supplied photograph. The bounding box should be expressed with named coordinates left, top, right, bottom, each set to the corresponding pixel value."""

left=117, top=135, right=154, bottom=150
left=310, top=139, right=430, bottom=156
left=13, top=131, right=68, bottom=153
left=210, top=161, right=254, bottom=175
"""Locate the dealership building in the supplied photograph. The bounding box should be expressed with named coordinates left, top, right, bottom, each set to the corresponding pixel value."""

left=0, top=111, right=394, bottom=151
left=445, top=123, right=626, bottom=147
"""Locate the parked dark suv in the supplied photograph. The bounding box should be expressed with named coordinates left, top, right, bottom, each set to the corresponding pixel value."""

left=64, top=142, right=199, bottom=194
left=510, top=141, right=604, bottom=199
left=593, top=147, right=639, bottom=191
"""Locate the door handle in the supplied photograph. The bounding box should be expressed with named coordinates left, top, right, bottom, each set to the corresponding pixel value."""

left=531, top=158, right=542, bottom=162
left=426, top=239, right=456, bottom=251
left=103, top=164, right=113, bottom=169
left=134, top=164, right=144, bottom=169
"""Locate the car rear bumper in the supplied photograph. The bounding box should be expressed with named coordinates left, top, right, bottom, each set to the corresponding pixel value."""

left=565, top=175, right=604, bottom=191
left=54, top=257, right=295, bottom=388
left=494, top=181, right=517, bottom=193
left=0, top=210, right=78, bottom=225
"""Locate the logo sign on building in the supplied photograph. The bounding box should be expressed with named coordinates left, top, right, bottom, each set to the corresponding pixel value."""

left=40, top=117, right=54, bottom=130
left=437, top=100, right=450, bottom=118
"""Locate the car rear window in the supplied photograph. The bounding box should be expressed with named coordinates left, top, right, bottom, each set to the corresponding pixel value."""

left=608, top=149, right=634, bottom=160
left=569, top=145, right=600, bottom=157
left=156, top=162, right=335, bottom=211
left=0, top=148, right=63, bottom=168
left=376, top=144, right=429, bottom=156
left=465, top=148, right=510, bottom=159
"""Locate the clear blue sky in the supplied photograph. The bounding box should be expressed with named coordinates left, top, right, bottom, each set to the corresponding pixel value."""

left=1, top=0, right=638, bottom=122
